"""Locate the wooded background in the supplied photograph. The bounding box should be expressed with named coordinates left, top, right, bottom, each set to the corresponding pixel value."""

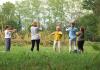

left=0, top=0, right=100, bottom=46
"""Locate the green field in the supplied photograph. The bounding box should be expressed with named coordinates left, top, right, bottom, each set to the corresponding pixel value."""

left=0, top=42, right=100, bottom=70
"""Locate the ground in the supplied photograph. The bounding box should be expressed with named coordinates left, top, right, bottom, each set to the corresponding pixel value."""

left=0, top=42, right=100, bottom=70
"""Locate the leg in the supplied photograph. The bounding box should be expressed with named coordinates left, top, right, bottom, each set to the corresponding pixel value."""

left=73, top=39, right=77, bottom=51
left=81, top=41, right=85, bottom=52
left=5, top=38, right=11, bottom=51
left=78, top=41, right=81, bottom=52
left=31, top=40, right=35, bottom=51
left=69, top=39, right=72, bottom=53
left=8, top=39, right=11, bottom=51
left=53, top=40, right=57, bottom=52
left=5, top=38, right=8, bottom=51
left=36, top=39, right=40, bottom=51
left=58, top=41, right=61, bottom=53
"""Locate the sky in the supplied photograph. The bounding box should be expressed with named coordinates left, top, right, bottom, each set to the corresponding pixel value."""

left=0, top=0, right=21, bottom=5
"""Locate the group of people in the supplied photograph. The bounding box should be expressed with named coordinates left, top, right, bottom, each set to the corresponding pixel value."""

left=50, top=21, right=85, bottom=53
left=4, top=20, right=85, bottom=53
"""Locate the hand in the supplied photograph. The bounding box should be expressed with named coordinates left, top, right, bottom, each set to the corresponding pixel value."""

left=76, top=32, right=80, bottom=36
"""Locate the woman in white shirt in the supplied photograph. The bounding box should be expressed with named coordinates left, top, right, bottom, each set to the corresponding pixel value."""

left=5, top=25, right=16, bottom=51
left=31, top=21, right=40, bottom=51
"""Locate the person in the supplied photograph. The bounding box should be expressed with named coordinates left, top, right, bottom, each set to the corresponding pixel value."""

left=31, top=21, right=40, bottom=51
left=66, top=21, right=78, bottom=53
left=4, top=25, right=16, bottom=51
left=76, top=27, right=85, bottom=53
left=51, top=25, right=62, bottom=52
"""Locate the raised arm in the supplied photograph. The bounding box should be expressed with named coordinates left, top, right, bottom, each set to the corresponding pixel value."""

left=66, top=28, right=70, bottom=32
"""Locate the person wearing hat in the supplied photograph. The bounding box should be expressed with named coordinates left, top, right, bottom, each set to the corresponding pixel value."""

left=66, top=20, right=78, bottom=53
left=30, top=21, right=41, bottom=51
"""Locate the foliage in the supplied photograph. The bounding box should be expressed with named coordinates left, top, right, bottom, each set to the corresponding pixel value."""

left=82, top=0, right=100, bottom=41
left=15, top=0, right=85, bottom=31
left=77, top=14, right=98, bottom=41
left=83, top=0, right=100, bottom=16
left=0, top=0, right=100, bottom=43
left=0, top=2, right=21, bottom=31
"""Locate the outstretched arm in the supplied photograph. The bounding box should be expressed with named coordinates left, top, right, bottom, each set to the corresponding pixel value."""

left=7, top=29, right=16, bottom=32
left=51, top=32, right=54, bottom=35
left=50, top=32, right=55, bottom=35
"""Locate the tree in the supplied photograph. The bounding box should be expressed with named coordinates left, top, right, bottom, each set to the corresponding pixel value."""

left=16, top=0, right=41, bottom=31
left=83, top=0, right=100, bottom=16
left=82, top=0, right=100, bottom=41
left=2, top=2, right=15, bottom=21
left=0, top=14, right=5, bottom=31
left=77, top=14, right=98, bottom=41
left=0, top=2, right=22, bottom=31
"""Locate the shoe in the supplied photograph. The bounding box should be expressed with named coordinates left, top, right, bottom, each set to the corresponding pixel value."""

left=73, top=50, right=77, bottom=53
left=31, top=48, right=33, bottom=51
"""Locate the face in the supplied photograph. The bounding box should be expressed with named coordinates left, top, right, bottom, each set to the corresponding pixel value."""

left=56, top=26, right=60, bottom=31
left=71, top=23, right=75, bottom=27
left=80, top=28, right=81, bottom=31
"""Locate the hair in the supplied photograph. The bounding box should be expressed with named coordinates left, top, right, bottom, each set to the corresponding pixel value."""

left=5, top=25, right=10, bottom=30
left=71, top=21, right=76, bottom=26
left=80, top=26, right=85, bottom=33
left=69, top=20, right=76, bottom=27
left=32, top=21, right=38, bottom=27
left=57, top=22, right=61, bottom=26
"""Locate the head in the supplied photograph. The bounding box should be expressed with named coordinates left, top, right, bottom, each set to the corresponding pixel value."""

left=69, top=20, right=76, bottom=27
left=70, top=21, right=76, bottom=27
left=56, top=25, right=61, bottom=31
left=5, top=25, right=11, bottom=30
left=80, top=27, right=85, bottom=33
left=32, top=21, right=38, bottom=27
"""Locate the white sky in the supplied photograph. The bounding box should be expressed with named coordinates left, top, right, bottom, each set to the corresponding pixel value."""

left=0, top=0, right=21, bottom=5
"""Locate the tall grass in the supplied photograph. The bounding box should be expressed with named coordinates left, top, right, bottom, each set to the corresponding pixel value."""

left=0, top=43, right=100, bottom=70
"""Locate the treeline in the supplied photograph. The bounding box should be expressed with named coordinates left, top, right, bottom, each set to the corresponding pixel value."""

left=77, top=0, right=100, bottom=41
left=0, top=0, right=100, bottom=42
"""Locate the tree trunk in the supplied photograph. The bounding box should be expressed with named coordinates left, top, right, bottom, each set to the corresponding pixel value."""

left=1, top=24, right=3, bottom=32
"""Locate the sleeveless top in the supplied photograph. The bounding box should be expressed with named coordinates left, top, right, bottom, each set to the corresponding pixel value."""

left=77, top=31, right=84, bottom=41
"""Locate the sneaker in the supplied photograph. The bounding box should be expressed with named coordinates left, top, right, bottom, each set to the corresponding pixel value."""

left=73, top=50, right=78, bottom=53
left=31, top=48, right=33, bottom=51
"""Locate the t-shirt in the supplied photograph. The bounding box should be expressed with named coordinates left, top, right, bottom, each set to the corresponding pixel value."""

left=52, top=31, right=62, bottom=41
left=31, top=26, right=40, bottom=40
left=66, top=27, right=78, bottom=40
left=5, top=30, right=11, bottom=38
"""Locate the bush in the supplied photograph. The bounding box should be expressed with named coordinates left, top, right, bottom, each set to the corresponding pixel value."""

left=77, top=14, right=99, bottom=41
left=0, top=39, right=4, bottom=46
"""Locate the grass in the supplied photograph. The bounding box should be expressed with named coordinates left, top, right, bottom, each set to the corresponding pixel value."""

left=0, top=42, right=100, bottom=70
